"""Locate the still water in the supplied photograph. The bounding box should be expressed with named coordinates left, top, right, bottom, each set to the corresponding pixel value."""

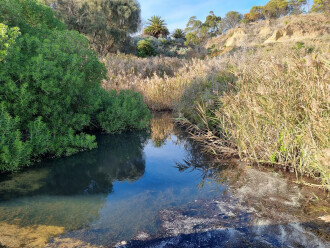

left=0, top=113, right=221, bottom=247
left=0, top=113, right=329, bottom=248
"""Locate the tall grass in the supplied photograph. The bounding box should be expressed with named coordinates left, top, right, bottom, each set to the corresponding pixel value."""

left=103, top=42, right=329, bottom=187
left=180, top=45, right=329, bottom=187
left=102, top=54, right=218, bottom=110
left=219, top=55, right=329, bottom=187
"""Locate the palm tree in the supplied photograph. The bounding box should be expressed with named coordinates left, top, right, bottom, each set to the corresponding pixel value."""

left=143, top=16, right=169, bottom=38
left=172, top=28, right=185, bottom=39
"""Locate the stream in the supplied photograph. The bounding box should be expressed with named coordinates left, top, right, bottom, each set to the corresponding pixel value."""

left=0, top=113, right=329, bottom=248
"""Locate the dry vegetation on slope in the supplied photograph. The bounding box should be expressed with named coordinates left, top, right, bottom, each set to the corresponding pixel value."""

left=206, top=13, right=329, bottom=53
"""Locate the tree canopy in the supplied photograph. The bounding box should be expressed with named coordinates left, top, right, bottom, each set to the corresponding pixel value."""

left=143, top=16, right=170, bottom=38
left=221, top=11, right=243, bottom=32
left=312, top=0, right=330, bottom=13
left=42, top=0, right=142, bottom=56
left=184, top=12, right=222, bottom=47
left=172, top=28, right=185, bottom=39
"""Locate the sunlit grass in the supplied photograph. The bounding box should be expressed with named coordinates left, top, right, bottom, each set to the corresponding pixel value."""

left=103, top=41, right=329, bottom=187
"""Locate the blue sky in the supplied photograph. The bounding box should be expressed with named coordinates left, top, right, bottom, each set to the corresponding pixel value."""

left=139, top=0, right=270, bottom=32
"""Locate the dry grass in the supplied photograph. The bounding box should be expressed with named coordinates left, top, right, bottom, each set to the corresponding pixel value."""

left=150, top=112, right=174, bottom=147
left=180, top=43, right=329, bottom=187
left=219, top=54, right=329, bottom=187
left=103, top=41, right=329, bottom=187
left=102, top=54, right=220, bottom=110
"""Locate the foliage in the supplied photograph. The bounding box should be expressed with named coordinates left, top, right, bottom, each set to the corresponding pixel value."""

left=0, top=0, right=150, bottom=171
left=103, top=53, right=197, bottom=110
left=288, top=0, right=307, bottom=14
left=173, top=44, right=330, bottom=187
left=185, top=31, right=204, bottom=47
left=96, top=90, right=151, bottom=133
left=136, top=39, right=156, bottom=57
left=184, top=17, right=207, bottom=46
left=172, top=28, right=185, bottom=39
left=42, top=0, right=141, bottom=56
left=0, top=23, right=21, bottom=61
left=262, top=0, right=290, bottom=18
left=0, top=0, right=66, bottom=34
left=143, top=16, right=169, bottom=39
left=0, top=104, right=31, bottom=171
left=184, top=12, right=222, bottom=46
left=243, top=0, right=307, bottom=23
left=221, top=11, right=243, bottom=32
left=203, top=11, right=222, bottom=36
left=244, top=6, right=265, bottom=22
left=312, top=0, right=330, bottom=13
left=133, top=36, right=186, bottom=57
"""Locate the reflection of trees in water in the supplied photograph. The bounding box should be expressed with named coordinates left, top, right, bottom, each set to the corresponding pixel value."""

left=150, top=112, right=175, bottom=147
left=150, top=112, right=232, bottom=187
left=0, top=131, right=149, bottom=199
left=0, top=131, right=149, bottom=230
left=44, top=131, right=149, bottom=195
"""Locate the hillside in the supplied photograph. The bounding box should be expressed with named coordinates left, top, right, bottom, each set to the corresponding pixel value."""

left=206, top=13, right=330, bottom=53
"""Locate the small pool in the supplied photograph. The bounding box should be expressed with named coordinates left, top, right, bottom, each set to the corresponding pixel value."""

left=0, top=113, right=328, bottom=248
left=0, top=113, right=222, bottom=247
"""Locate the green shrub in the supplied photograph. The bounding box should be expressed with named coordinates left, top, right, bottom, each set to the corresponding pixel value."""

left=0, top=105, right=31, bottom=171
left=137, top=39, right=156, bottom=57
left=295, top=41, right=305, bottom=50
left=96, top=90, right=151, bottom=133
left=0, top=23, right=21, bottom=61
left=0, top=0, right=151, bottom=172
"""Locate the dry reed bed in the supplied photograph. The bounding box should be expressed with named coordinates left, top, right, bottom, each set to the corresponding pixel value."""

left=218, top=55, right=330, bottom=187
left=102, top=54, right=226, bottom=110
left=103, top=42, right=330, bottom=187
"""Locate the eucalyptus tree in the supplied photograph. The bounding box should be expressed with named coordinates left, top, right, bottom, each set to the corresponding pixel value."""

left=289, top=0, right=307, bottom=14
left=204, top=11, right=222, bottom=36
left=42, top=0, right=142, bottom=56
left=312, top=0, right=330, bottom=13
left=184, top=12, right=221, bottom=46
left=262, top=0, right=290, bottom=18
left=143, top=16, right=170, bottom=38
left=244, top=6, right=265, bottom=22
left=184, top=16, right=207, bottom=46
left=221, top=11, right=243, bottom=32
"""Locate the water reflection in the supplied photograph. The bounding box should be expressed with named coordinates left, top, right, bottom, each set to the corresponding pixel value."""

left=1, top=112, right=327, bottom=248
left=0, top=131, right=148, bottom=199
left=0, top=113, right=219, bottom=248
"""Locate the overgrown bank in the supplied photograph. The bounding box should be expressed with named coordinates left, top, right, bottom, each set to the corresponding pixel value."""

left=0, top=0, right=150, bottom=172
left=179, top=46, right=329, bottom=187
left=105, top=35, right=329, bottom=187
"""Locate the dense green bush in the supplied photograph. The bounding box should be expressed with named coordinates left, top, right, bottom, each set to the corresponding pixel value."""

left=96, top=90, right=151, bottom=133
left=0, top=104, right=31, bottom=171
left=134, top=37, right=186, bottom=57
left=0, top=0, right=150, bottom=172
left=0, top=23, right=21, bottom=61
left=137, top=39, right=156, bottom=57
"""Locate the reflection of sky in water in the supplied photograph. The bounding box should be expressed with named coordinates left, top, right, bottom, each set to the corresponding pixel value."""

left=64, top=135, right=223, bottom=245
left=0, top=126, right=222, bottom=246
